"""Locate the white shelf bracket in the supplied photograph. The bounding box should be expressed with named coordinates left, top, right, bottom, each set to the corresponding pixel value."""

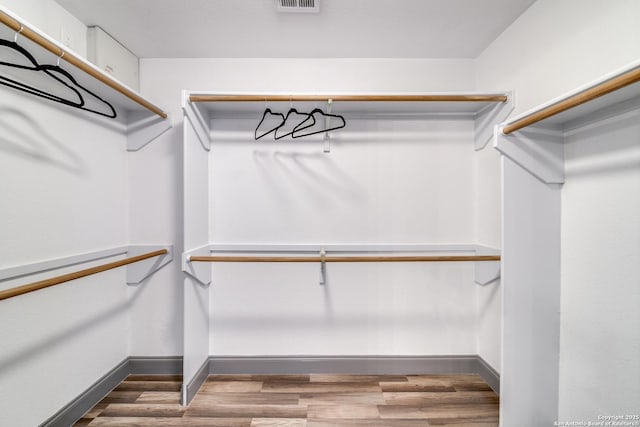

left=126, top=245, right=174, bottom=285
left=494, top=124, right=565, bottom=184
left=126, top=111, right=174, bottom=151
left=474, top=92, right=515, bottom=150
left=183, top=95, right=211, bottom=151
left=319, top=247, right=327, bottom=285
left=323, top=99, right=332, bottom=153
left=182, top=245, right=212, bottom=287
left=474, top=245, right=501, bottom=286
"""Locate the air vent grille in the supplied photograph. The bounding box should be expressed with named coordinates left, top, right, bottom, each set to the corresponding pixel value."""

left=277, top=0, right=320, bottom=13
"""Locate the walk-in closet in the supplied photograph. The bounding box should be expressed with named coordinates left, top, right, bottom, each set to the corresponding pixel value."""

left=1, top=1, right=638, bottom=426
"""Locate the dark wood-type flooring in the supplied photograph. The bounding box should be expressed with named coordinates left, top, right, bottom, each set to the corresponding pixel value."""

left=74, top=373, right=499, bottom=426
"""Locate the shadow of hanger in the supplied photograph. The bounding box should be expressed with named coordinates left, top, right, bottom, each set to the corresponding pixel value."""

left=292, top=108, right=346, bottom=138
left=0, top=37, right=117, bottom=118
left=274, top=108, right=314, bottom=140
left=255, top=108, right=285, bottom=140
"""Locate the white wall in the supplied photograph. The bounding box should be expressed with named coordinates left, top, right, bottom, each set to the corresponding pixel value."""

left=0, top=0, right=88, bottom=57
left=0, top=85, right=129, bottom=425
left=560, top=110, right=640, bottom=419
left=139, top=58, right=503, bottom=360
left=474, top=145, right=502, bottom=372
left=210, top=119, right=475, bottom=245
left=127, top=121, right=183, bottom=356
left=476, top=0, right=640, bottom=116
left=477, top=0, right=640, bottom=421
left=209, top=116, right=477, bottom=355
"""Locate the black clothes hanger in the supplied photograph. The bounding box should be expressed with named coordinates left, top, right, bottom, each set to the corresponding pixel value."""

left=292, top=108, right=346, bottom=138
left=0, top=38, right=84, bottom=106
left=0, top=37, right=117, bottom=118
left=39, top=63, right=117, bottom=118
left=274, top=108, right=314, bottom=140
left=255, top=108, right=285, bottom=140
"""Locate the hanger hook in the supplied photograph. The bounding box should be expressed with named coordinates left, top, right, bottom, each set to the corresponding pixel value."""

left=57, top=50, right=65, bottom=67
left=14, top=24, right=24, bottom=43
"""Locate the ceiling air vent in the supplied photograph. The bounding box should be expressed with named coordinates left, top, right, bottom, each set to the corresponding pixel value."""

left=277, top=0, right=320, bottom=13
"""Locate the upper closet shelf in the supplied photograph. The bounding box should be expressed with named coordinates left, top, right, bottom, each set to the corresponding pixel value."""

left=502, top=62, right=640, bottom=134
left=496, top=61, right=640, bottom=184
left=188, top=93, right=509, bottom=117
left=0, top=7, right=172, bottom=151
left=183, top=92, right=513, bottom=151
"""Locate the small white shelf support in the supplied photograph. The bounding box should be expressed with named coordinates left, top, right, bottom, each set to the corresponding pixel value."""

left=182, top=245, right=212, bottom=287
left=323, top=99, right=333, bottom=153
left=183, top=93, right=211, bottom=151
left=494, top=124, right=565, bottom=184
left=126, top=245, right=174, bottom=285
left=126, top=112, right=174, bottom=151
left=474, top=245, right=501, bottom=286
left=319, top=248, right=327, bottom=285
left=474, top=91, right=515, bottom=150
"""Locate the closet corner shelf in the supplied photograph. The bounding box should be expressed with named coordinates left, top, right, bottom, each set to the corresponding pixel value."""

left=502, top=62, right=640, bottom=134
left=0, top=7, right=171, bottom=150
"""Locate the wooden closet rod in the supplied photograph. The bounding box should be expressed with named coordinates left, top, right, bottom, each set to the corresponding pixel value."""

left=0, top=249, right=168, bottom=302
left=190, top=255, right=501, bottom=263
left=0, top=11, right=167, bottom=119
left=189, top=94, right=508, bottom=103
left=503, top=66, right=640, bottom=134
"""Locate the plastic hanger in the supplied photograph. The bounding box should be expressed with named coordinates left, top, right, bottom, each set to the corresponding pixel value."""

left=40, top=57, right=118, bottom=118
left=255, top=108, right=285, bottom=140
left=0, top=37, right=84, bottom=106
left=0, top=33, right=117, bottom=118
left=274, top=108, right=314, bottom=140
left=291, top=108, right=346, bottom=138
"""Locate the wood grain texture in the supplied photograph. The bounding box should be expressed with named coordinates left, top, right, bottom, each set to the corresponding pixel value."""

left=307, top=405, right=380, bottom=419
left=185, top=404, right=307, bottom=418
left=262, top=382, right=382, bottom=393
left=98, top=403, right=184, bottom=418
left=74, top=374, right=499, bottom=426
left=201, top=381, right=264, bottom=392
left=299, top=392, right=385, bottom=405
left=136, top=392, right=182, bottom=404
left=307, top=421, right=429, bottom=427
left=251, top=419, right=308, bottom=427
left=310, top=374, right=408, bottom=383
left=87, top=417, right=252, bottom=426
left=209, top=374, right=310, bottom=383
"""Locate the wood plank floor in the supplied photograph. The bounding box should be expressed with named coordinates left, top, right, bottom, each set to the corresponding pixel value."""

left=74, top=374, right=499, bottom=426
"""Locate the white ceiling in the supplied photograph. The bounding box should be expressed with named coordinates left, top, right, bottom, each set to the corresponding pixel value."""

left=55, top=0, right=535, bottom=59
